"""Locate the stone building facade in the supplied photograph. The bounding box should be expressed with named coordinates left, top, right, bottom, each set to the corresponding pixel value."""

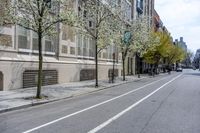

left=0, top=0, right=155, bottom=91
left=0, top=0, right=121, bottom=91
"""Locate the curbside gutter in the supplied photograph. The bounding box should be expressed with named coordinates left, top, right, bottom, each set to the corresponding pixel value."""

left=0, top=74, right=170, bottom=114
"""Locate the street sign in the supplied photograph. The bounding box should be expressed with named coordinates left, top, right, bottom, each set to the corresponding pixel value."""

left=123, top=31, right=132, bottom=45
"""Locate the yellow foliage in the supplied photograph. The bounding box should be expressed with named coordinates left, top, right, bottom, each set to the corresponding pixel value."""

left=143, top=32, right=186, bottom=65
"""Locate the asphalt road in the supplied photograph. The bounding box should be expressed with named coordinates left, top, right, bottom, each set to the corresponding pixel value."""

left=0, top=69, right=200, bottom=133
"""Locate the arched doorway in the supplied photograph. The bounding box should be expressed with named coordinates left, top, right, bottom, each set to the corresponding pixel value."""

left=0, top=72, right=3, bottom=91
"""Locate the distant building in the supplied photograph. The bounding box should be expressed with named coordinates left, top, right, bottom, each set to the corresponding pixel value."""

left=174, top=39, right=178, bottom=45
left=174, top=37, right=188, bottom=67
left=178, top=37, right=187, bottom=52
left=153, top=9, right=165, bottom=33
left=193, top=49, right=200, bottom=69
left=195, top=49, right=200, bottom=58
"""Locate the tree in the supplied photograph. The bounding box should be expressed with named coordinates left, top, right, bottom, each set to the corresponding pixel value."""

left=164, top=44, right=185, bottom=66
left=111, top=20, right=131, bottom=81
left=0, top=0, right=9, bottom=25
left=120, top=27, right=132, bottom=81
left=77, top=0, right=121, bottom=87
left=4, top=0, right=75, bottom=98
left=117, top=16, right=153, bottom=80
left=142, top=32, right=161, bottom=74
left=143, top=32, right=186, bottom=73
left=157, top=33, right=185, bottom=67
left=0, top=0, right=11, bottom=46
left=115, top=16, right=153, bottom=80
left=130, top=16, right=153, bottom=77
left=143, top=32, right=171, bottom=73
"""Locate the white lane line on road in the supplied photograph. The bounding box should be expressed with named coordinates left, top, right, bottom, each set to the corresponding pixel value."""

left=23, top=75, right=171, bottom=133
left=88, top=74, right=183, bottom=133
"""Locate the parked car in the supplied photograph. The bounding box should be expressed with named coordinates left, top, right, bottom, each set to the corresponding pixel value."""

left=176, top=67, right=183, bottom=72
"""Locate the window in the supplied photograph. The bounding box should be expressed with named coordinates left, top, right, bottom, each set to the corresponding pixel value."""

left=83, top=37, right=88, bottom=56
left=98, top=52, right=102, bottom=58
left=70, top=47, right=75, bottom=55
left=77, top=34, right=82, bottom=56
left=78, top=47, right=82, bottom=56
left=137, top=0, right=143, bottom=14
left=89, top=38, right=95, bottom=57
left=0, top=34, right=12, bottom=47
left=68, top=27, right=75, bottom=42
left=18, top=35, right=28, bottom=49
left=115, top=46, right=119, bottom=63
left=62, top=25, right=75, bottom=42
left=62, top=45, right=68, bottom=54
left=18, top=26, right=30, bottom=49
left=137, top=0, right=143, bottom=9
left=32, top=38, right=38, bottom=50
left=32, top=32, right=38, bottom=50
left=62, top=25, right=67, bottom=41
left=103, top=52, right=108, bottom=59
left=45, top=40, right=52, bottom=52
left=108, top=46, right=112, bottom=59
left=45, top=36, right=54, bottom=52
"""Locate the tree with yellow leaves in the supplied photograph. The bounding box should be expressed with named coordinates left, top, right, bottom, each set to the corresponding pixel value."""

left=143, top=32, right=186, bottom=74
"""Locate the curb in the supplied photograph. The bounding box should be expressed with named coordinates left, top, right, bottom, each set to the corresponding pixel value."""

left=0, top=74, right=167, bottom=114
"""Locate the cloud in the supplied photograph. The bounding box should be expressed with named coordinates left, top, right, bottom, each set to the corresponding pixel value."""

left=155, top=0, right=200, bottom=52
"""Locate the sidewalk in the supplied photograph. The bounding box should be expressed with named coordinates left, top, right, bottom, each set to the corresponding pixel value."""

left=0, top=74, right=161, bottom=113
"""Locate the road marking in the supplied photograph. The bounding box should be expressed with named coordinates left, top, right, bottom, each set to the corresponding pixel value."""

left=22, top=75, right=172, bottom=133
left=88, top=74, right=182, bottom=133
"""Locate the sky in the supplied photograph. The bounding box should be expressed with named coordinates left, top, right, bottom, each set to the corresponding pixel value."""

left=155, top=0, right=200, bottom=53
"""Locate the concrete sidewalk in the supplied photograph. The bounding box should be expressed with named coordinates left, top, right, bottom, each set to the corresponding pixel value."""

left=0, top=74, right=163, bottom=113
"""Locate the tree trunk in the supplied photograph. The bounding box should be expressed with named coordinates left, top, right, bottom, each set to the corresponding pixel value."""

left=95, top=0, right=99, bottom=88
left=95, top=38, right=98, bottom=87
left=137, top=56, right=140, bottom=78
left=122, top=53, right=125, bottom=81
left=150, top=64, right=153, bottom=76
left=36, top=32, right=43, bottom=99
left=112, top=53, right=115, bottom=83
left=155, top=63, right=159, bottom=75
left=152, top=64, right=155, bottom=77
